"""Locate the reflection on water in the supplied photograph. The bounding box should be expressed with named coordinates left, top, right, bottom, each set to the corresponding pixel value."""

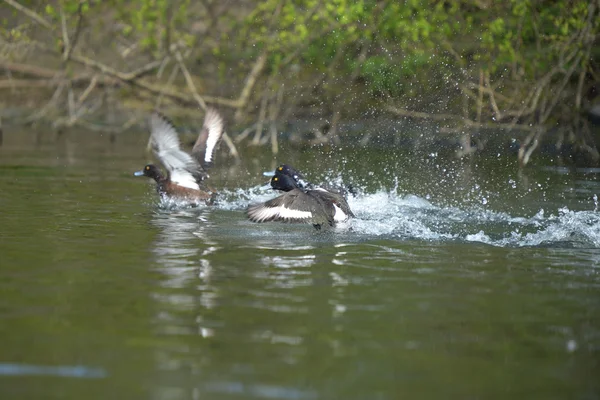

left=151, top=209, right=220, bottom=340
left=148, top=209, right=335, bottom=399
left=1, top=129, right=600, bottom=399
left=145, top=206, right=600, bottom=399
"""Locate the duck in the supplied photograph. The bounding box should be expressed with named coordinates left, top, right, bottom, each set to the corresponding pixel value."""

left=247, top=164, right=355, bottom=230
left=134, top=108, right=224, bottom=205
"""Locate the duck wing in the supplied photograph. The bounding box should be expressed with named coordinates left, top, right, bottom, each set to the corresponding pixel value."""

left=320, top=189, right=355, bottom=219
left=192, top=108, right=224, bottom=171
left=150, top=112, right=201, bottom=190
left=247, top=190, right=330, bottom=225
left=335, top=197, right=354, bottom=219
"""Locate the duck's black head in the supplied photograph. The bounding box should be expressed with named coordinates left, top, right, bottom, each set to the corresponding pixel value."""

left=274, top=164, right=308, bottom=188
left=270, top=173, right=300, bottom=192
left=134, top=164, right=163, bottom=182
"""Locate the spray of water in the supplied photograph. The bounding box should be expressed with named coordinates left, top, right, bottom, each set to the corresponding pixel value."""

left=195, top=179, right=600, bottom=248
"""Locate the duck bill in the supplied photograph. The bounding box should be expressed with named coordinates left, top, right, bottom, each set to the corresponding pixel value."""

left=133, top=170, right=145, bottom=176
left=258, top=181, right=273, bottom=191
left=262, top=171, right=275, bottom=177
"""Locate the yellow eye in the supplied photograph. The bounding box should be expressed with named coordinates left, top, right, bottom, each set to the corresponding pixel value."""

left=274, top=177, right=278, bottom=181
left=278, top=167, right=283, bottom=171
left=145, top=166, right=150, bottom=170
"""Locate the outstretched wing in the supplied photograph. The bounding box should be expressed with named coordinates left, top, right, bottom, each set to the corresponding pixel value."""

left=247, top=190, right=330, bottom=225
left=313, top=188, right=355, bottom=220
left=150, top=112, right=201, bottom=190
left=192, top=108, right=224, bottom=171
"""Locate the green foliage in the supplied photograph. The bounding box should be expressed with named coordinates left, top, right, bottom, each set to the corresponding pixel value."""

left=1, top=0, right=597, bottom=132
left=233, top=0, right=467, bottom=98
left=107, top=0, right=194, bottom=53
left=229, top=0, right=597, bottom=111
left=44, top=4, right=56, bottom=18
left=477, top=0, right=595, bottom=75
left=43, top=1, right=90, bottom=21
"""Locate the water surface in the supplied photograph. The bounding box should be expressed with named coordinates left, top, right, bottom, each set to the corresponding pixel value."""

left=0, top=128, right=599, bottom=399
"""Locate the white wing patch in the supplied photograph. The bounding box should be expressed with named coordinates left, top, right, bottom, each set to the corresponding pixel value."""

left=150, top=113, right=200, bottom=177
left=249, top=204, right=313, bottom=223
left=333, top=204, right=348, bottom=222
left=170, top=169, right=200, bottom=190
left=202, top=108, right=224, bottom=165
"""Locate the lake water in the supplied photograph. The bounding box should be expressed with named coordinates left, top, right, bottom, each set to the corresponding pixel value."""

left=0, top=127, right=599, bottom=399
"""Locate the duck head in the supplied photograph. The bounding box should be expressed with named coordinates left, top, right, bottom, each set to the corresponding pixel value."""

left=134, top=164, right=164, bottom=182
left=270, top=173, right=300, bottom=192
left=276, top=164, right=308, bottom=187
left=261, top=164, right=309, bottom=191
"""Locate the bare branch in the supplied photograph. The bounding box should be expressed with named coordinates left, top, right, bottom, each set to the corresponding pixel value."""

left=221, top=132, right=240, bottom=160
left=173, top=50, right=240, bottom=160
left=60, top=6, right=70, bottom=59
left=541, top=53, right=583, bottom=123
left=251, top=84, right=270, bottom=145
left=518, top=128, right=544, bottom=167
left=129, top=59, right=169, bottom=80
left=234, top=123, right=258, bottom=143
left=385, top=104, right=536, bottom=132
left=154, top=61, right=179, bottom=110
left=484, top=72, right=502, bottom=120
left=75, top=74, right=98, bottom=108
left=23, top=82, right=66, bottom=123
left=234, top=51, right=268, bottom=121
left=3, top=0, right=53, bottom=30
left=0, top=79, right=61, bottom=89
left=476, top=69, right=484, bottom=123
left=63, top=1, right=85, bottom=62
left=0, top=61, right=64, bottom=79
left=66, top=53, right=240, bottom=107
left=385, top=105, right=468, bottom=122
left=174, top=50, right=207, bottom=110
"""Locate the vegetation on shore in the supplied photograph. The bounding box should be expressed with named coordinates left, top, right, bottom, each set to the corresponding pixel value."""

left=1, top=0, right=599, bottom=165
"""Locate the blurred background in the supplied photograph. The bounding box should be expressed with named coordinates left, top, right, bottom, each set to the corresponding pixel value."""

left=1, top=0, right=599, bottom=165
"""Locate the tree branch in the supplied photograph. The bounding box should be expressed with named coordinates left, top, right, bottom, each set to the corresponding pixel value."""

left=234, top=50, right=268, bottom=121
left=384, top=104, right=536, bottom=132
left=174, top=50, right=207, bottom=110
left=62, top=1, right=85, bottom=62
left=2, top=0, right=53, bottom=30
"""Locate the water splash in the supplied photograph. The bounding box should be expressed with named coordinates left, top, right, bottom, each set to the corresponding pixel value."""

left=212, top=183, right=600, bottom=249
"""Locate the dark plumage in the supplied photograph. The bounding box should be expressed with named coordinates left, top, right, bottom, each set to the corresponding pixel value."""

left=247, top=164, right=354, bottom=230
left=134, top=109, right=224, bottom=205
